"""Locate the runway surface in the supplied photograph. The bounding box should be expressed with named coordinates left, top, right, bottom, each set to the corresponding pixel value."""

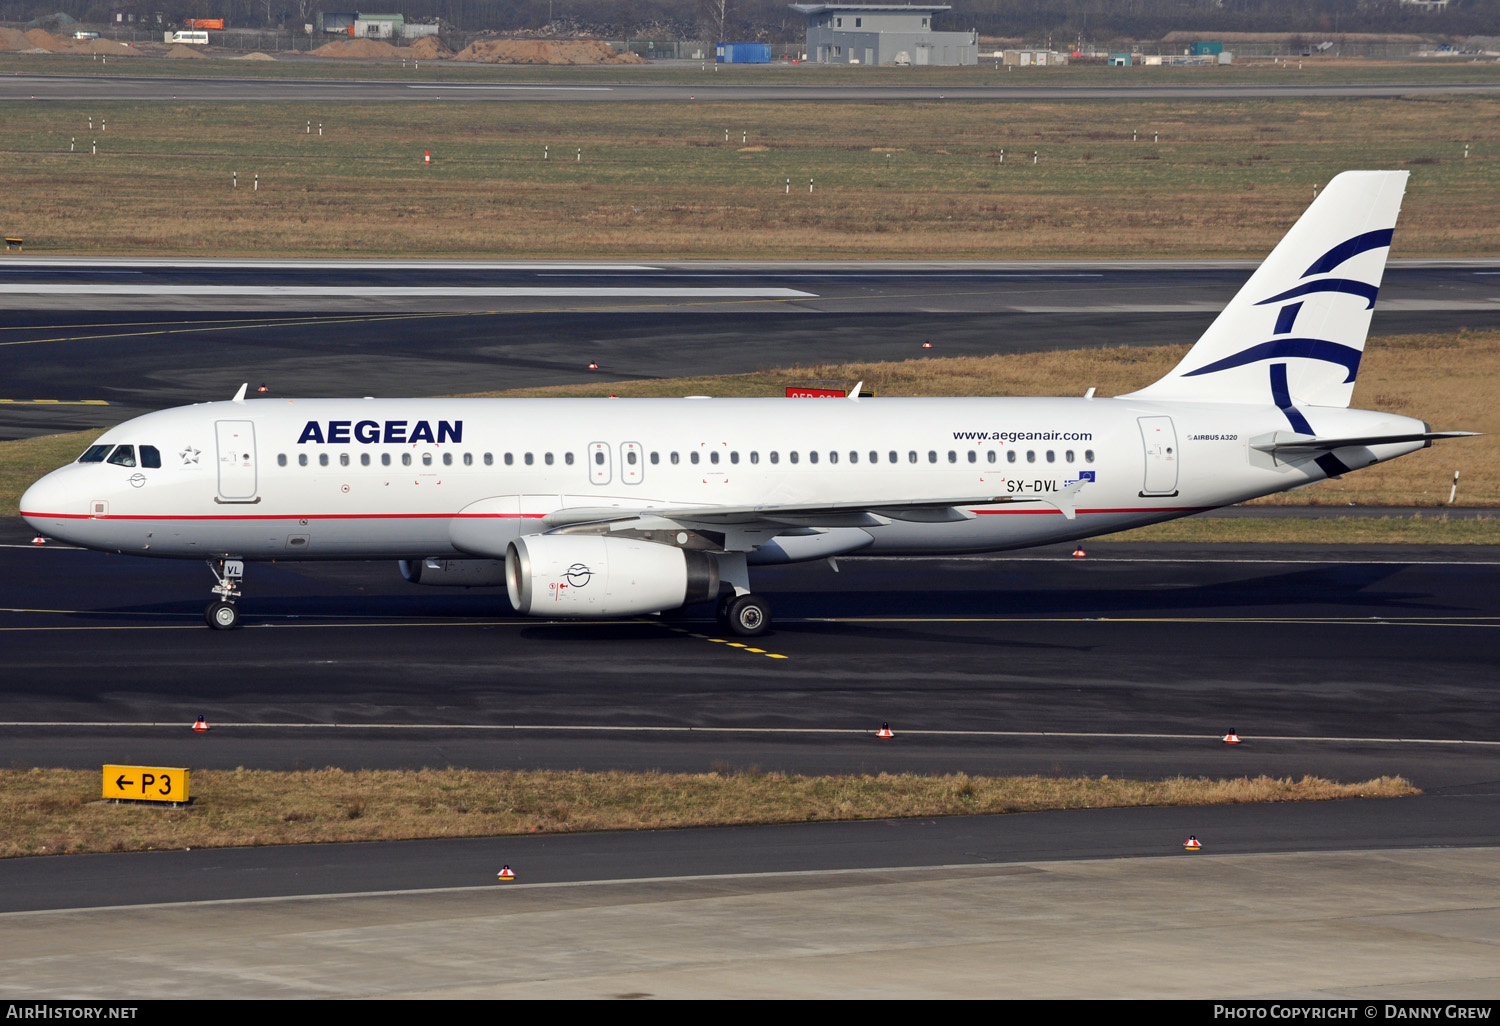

left=2, top=259, right=1497, bottom=439
left=6, top=73, right=1500, bottom=104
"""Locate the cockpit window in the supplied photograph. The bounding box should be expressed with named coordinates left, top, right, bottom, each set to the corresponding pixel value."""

left=106, top=445, right=137, bottom=467
left=140, top=445, right=161, bottom=469
left=77, top=444, right=113, bottom=463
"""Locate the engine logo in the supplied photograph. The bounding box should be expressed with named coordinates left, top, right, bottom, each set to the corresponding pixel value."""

left=564, top=563, right=594, bottom=588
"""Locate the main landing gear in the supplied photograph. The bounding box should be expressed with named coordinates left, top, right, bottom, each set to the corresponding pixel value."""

left=716, top=592, right=772, bottom=637
left=712, top=552, right=771, bottom=637
left=205, top=558, right=244, bottom=630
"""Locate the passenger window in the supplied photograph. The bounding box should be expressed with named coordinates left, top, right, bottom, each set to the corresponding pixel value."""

left=769, top=451, right=779, bottom=464
left=909, top=451, right=917, bottom=464
left=729, top=451, right=738, bottom=465
left=849, top=451, right=858, bottom=464
left=318, top=453, right=329, bottom=467
left=1065, top=450, right=1075, bottom=463
left=462, top=453, right=472, bottom=466
left=484, top=453, right=493, bottom=466
left=544, top=453, right=554, bottom=466
left=77, top=444, right=112, bottom=463
left=790, top=451, right=799, bottom=464
left=670, top=452, right=680, bottom=465
left=422, top=453, right=432, bottom=466
left=505, top=453, right=513, bottom=466
left=1046, top=450, right=1055, bottom=463
left=442, top=453, right=452, bottom=466
left=340, top=453, right=350, bottom=467
left=888, top=451, right=897, bottom=463
left=650, top=452, right=660, bottom=465
left=382, top=453, right=391, bottom=466
left=525, top=453, right=534, bottom=466
left=987, top=451, right=996, bottom=464
left=1007, top=451, right=1017, bottom=464
left=1027, top=450, right=1036, bottom=463
left=299, top=454, right=309, bottom=467
left=690, top=452, right=700, bottom=465
left=869, top=451, right=878, bottom=464
left=710, top=451, right=719, bottom=465
left=927, top=451, right=936, bottom=463
left=402, top=453, right=412, bottom=466
left=750, top=451, right=759, bottom=464
left=828, top=451, right=838, bottom=464
left=1085, top=449, right=1095, bottom=463
left=107, top=445, right=136, bottom=467
left=565, top=452, right=575, bottom=466
left=967, top=451, right=977, bottom=463
left=809, top=451, right=819, bottom=464
left=277, top=454, right=287, bottom=467
left=362, top=453, right=371, bottom=466
left=140, top=445, right=161, bottom=469
left=948, top=451, right=957, bottom=463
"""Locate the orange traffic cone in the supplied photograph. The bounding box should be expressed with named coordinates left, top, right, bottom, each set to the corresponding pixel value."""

left=192, top=716, right=210, bottom=732
left=1072, top=547, right=1086, bottom=558
left=1183, top=835, right=1202, bottom=851
left=1222, top=731, right=1241, bottom=744
left=497, top=865, right=515, bottom=882
left=876, top=722, right=894, bottom=739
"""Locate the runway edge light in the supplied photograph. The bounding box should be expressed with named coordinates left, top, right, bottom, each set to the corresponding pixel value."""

left=193, top=715, right=210, bottom=732
left=1223, top=730, right=1241, bottom=744
left=497, top=865, right=515, bottom=882
left=877, top=722, right=894, bottom=739
left=1184, top=835, right=1202, bottom=851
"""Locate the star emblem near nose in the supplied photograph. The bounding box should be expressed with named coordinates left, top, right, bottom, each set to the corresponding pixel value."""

left=180, top=446, right=200, bottom=464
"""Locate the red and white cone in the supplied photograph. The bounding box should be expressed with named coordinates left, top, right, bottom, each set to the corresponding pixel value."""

left=423, top=150, right=431, bottom=165
left=876, top=722, right=894, bottom=739
left=1072, top=547, right=1086, bottom=558
left=921, top=341, right=932, bottom=349
left=31, top=536, right=45, bottom=545
left=192, top=716, right=210, bottom=732
left=497, top=865, right=515, bottom=881
left=588, top=362, right=598, bottom=370
left=1222, top=731, right=1241, bottom=744
left=1183, top=835, right=1202, bottom=851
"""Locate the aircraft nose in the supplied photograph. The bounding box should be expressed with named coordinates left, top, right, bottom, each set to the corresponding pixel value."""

left=19, top=470, right=77, bottom=535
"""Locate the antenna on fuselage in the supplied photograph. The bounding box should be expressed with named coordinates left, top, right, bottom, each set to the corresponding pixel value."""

left=231, top=383, right=247, bottom=404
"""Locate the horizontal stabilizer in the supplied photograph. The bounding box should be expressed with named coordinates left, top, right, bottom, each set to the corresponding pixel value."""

left=1251, top=430, right=1480, bottom=454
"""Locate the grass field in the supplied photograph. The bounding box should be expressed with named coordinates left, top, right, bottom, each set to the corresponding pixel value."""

left=2, top=767, right=1415, bottom=858
left=1, top=90, right=1496, bottom=258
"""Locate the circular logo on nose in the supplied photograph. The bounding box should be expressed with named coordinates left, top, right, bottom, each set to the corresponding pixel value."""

left=564, top=563, right=593, bottom=588
left=128, top=473, right=147, bottom=488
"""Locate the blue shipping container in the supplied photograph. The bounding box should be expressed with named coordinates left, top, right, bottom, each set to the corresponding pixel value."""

left=717, top=42, right=772, bottom=64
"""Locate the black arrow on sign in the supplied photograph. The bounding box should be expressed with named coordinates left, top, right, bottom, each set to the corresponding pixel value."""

left=115, top=775, right=133, bottom=789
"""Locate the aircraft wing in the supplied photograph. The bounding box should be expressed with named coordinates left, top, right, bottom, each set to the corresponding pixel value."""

left=541, top=483, right=1090, bottom=534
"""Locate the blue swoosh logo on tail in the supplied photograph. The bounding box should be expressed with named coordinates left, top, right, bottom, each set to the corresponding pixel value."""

left=1182, top=338, right=1363, bottom=383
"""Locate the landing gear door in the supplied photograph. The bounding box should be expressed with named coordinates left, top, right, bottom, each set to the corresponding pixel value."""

left=215, top=420, right=258, bottom=501
left=588, top=441, right=612, bottom=485
left=1138, top=416, right=1179, bottom=497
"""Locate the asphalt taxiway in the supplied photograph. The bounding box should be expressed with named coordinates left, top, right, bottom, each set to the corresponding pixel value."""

left=1, top=259, right=1497, bottom=438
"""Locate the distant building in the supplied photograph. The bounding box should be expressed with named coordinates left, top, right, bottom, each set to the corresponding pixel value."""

left=789, top=4, right=977, bottom=66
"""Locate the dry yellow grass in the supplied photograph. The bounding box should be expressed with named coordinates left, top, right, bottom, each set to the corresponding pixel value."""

left=2, top=767, right=1417, bottom=858
left=0, top=96, right=1496, bottom=258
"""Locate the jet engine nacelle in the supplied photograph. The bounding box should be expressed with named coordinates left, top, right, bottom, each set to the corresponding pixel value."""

left=399, top=557, right=508, bottom=587
left=506, top=535, right=719, bottom=617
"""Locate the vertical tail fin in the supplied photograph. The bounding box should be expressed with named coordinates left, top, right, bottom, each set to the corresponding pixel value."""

left=1121, top=170, right=1408, bottom=411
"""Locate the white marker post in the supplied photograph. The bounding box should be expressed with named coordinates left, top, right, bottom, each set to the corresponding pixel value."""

left=785, top=177, right=790, bottom=194
left=254, top=174, right=259, bottom=192
left=233, top=171, right=237, bottom=188
left=1449, top=470, right=1460, bottom=504
left=92, top=140, right=96, bottom=155
left=306, top=120, right=310, bottom=134
left=70, top=137, right=74, bottom=152
left=544, top=145, right=549, bottom=160
left=576, top=148, right=581, bottom=161
left=809, top=178, right=814, bottom=193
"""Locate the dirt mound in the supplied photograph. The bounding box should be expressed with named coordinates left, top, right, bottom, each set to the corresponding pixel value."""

left=0, top=27, right=31, bottom=50
left=232, top=51, right=277, bottom=61
left=166, top=44, right=208, bottom=58
left=311, top=37, right=404, bottom=59
left=453, top=38, right=647, bottom=65
left=83, top=38, right=135, bottom=54
left=24, top=28, right=63, bottom=50
left=407, top=35, right=452, bottom=59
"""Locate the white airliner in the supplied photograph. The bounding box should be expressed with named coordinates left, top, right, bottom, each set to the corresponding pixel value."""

left=19, top=171, right=1476, bottom=636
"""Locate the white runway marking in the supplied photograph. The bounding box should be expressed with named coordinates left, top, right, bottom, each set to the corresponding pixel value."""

left=0, top=285, right=816, bottom=298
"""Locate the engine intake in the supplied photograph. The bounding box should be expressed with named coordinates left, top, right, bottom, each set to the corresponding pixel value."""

left=506, top=535, right=719, bottom=617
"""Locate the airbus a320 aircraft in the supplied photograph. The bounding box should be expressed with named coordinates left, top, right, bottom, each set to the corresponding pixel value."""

left=20, top=171, right=1476, bottom=636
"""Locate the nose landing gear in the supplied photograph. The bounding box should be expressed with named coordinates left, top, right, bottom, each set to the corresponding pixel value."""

left=205, top=558, right=244, bottom=630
